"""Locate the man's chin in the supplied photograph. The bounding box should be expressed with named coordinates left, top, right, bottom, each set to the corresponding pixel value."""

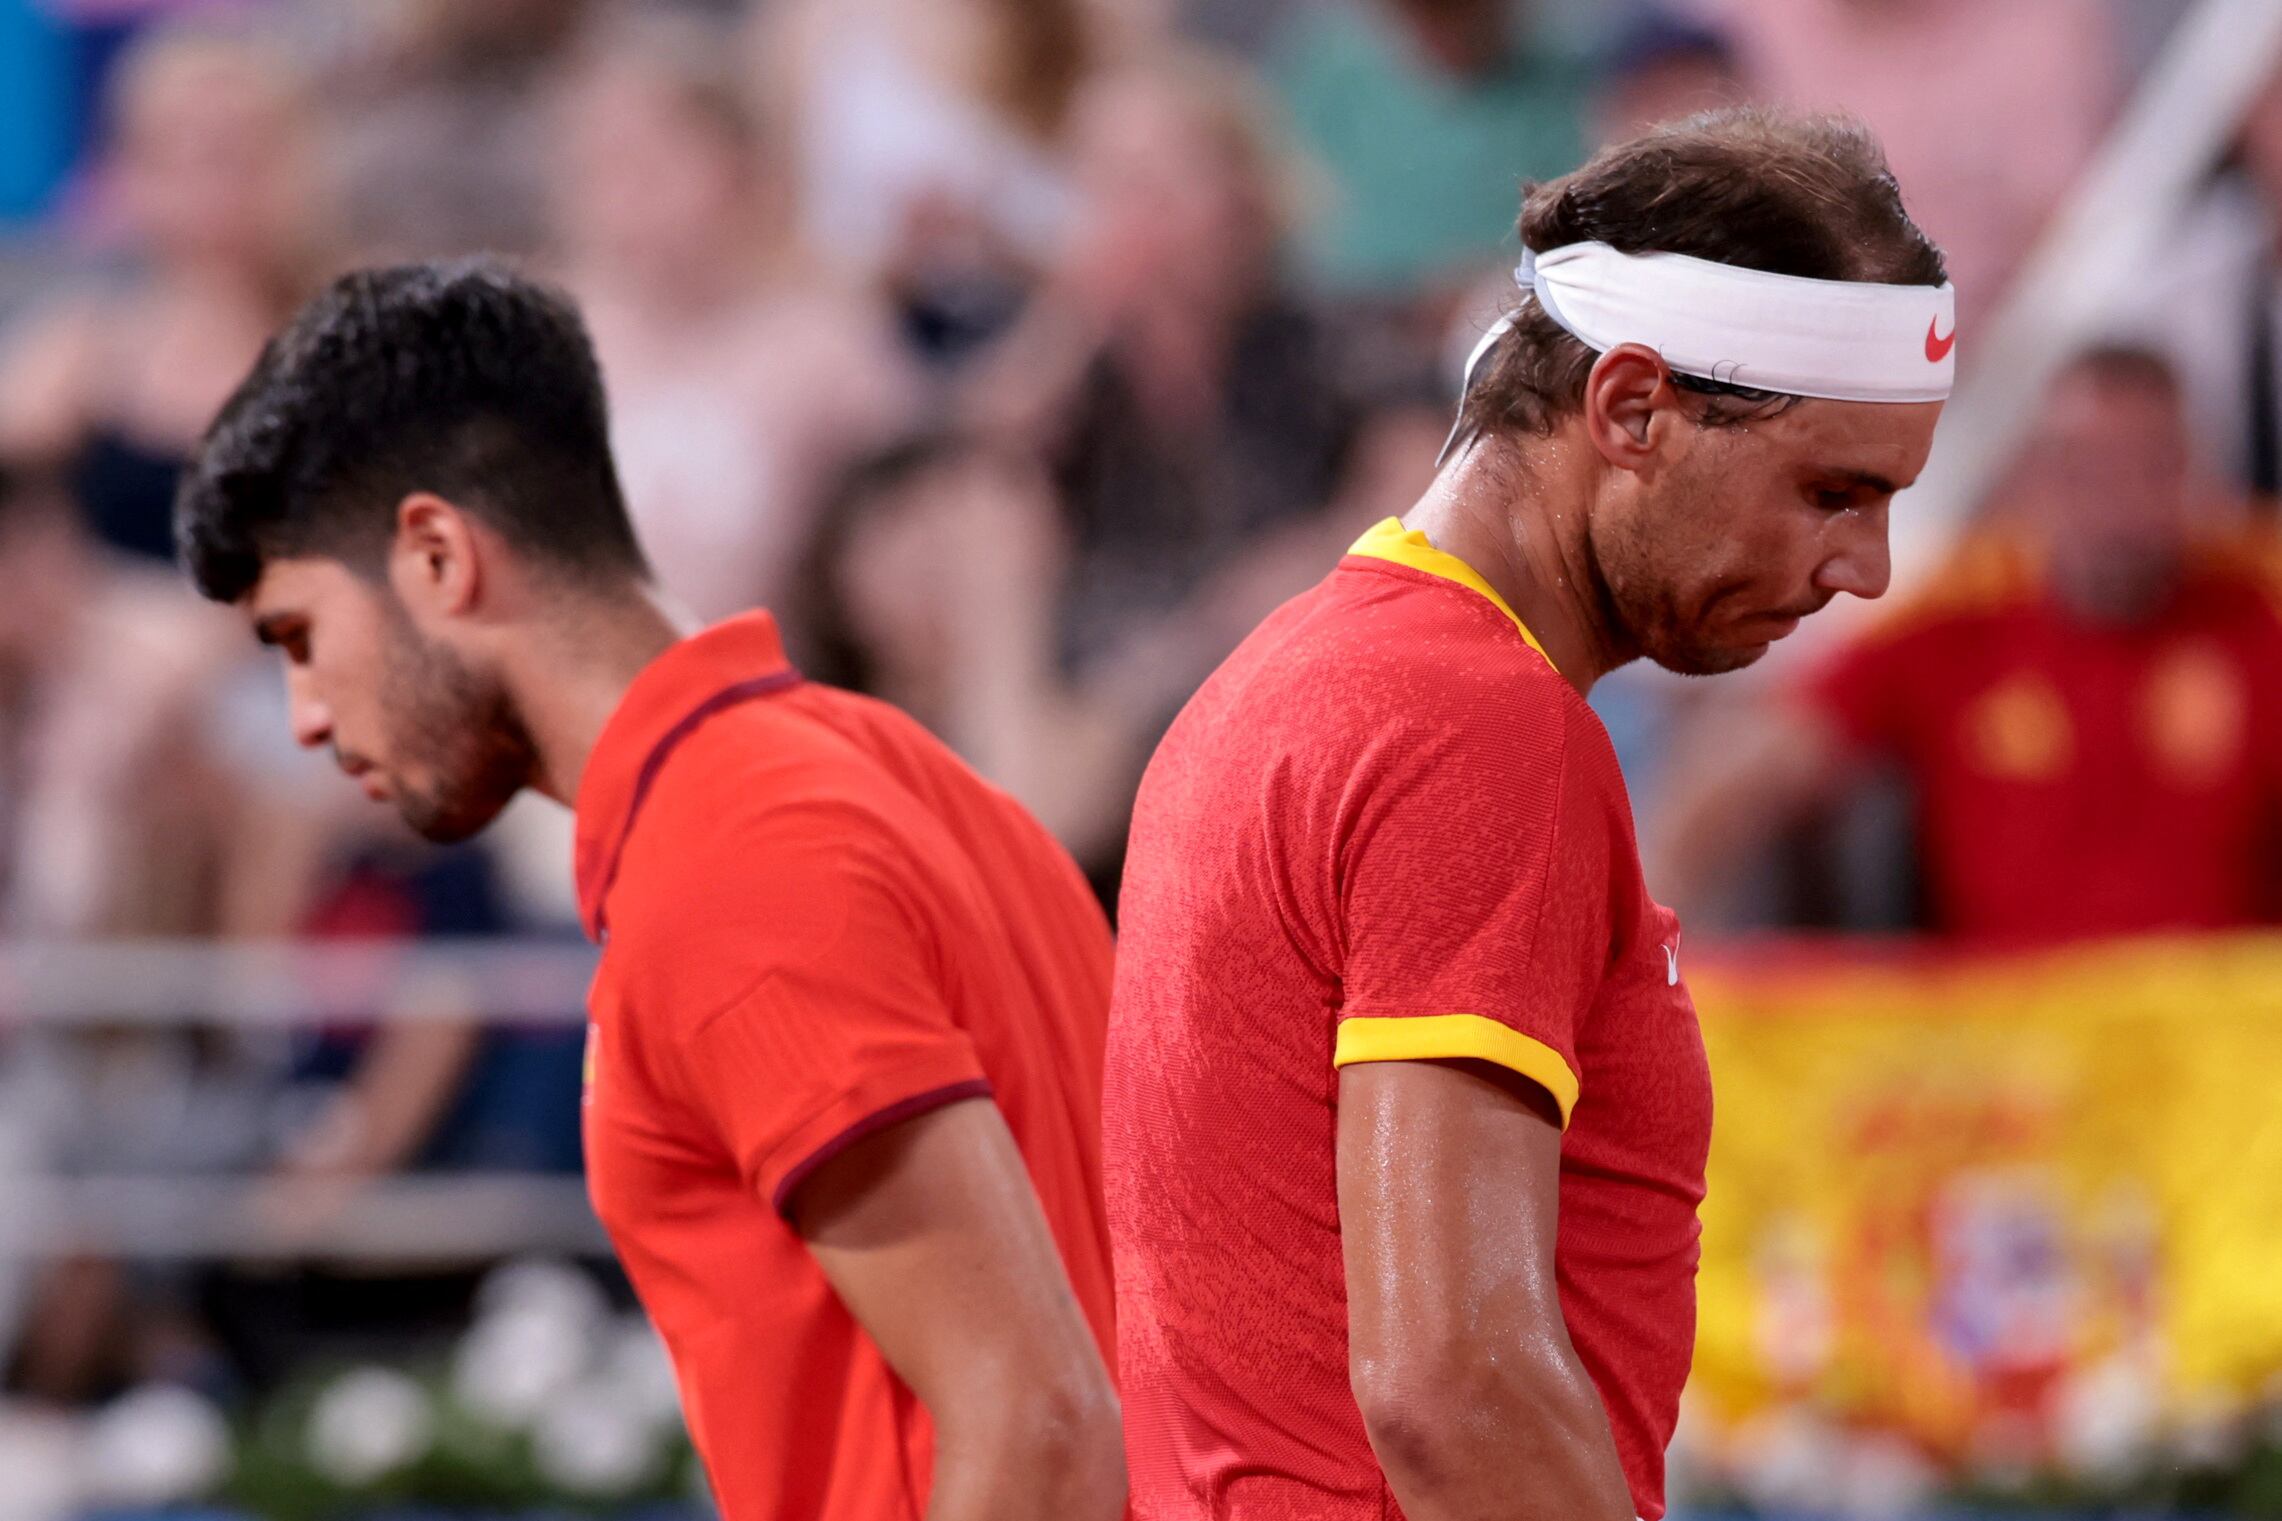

left=1648, top=637, right=1770, bottom=678
left=398, top=791, right=514, bottom=845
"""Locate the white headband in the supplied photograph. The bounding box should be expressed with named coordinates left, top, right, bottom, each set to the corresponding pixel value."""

left=1445, top=241, right=1956, bottom=459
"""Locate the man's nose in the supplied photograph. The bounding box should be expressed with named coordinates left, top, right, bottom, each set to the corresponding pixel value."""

left=1813, top=507, right=1893, bottom=603
left=285, top=667, right=332, bottom=750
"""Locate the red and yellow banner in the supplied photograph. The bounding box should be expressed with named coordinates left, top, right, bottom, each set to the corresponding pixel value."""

left=1688, top=935, right=2282, bottom=1471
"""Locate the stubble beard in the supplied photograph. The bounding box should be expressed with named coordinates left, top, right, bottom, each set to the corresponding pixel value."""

left=379, top=613, right=537, bottom=845
left=1589, top=480, right=1772, bottom=679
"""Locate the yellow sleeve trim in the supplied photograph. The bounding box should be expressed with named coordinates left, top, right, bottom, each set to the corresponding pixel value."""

left=1345, top=518, right=1558, bottom=672
left=1333, top=1013, right=1580, bottom=1128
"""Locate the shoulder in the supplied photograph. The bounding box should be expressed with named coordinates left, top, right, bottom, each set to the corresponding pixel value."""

left=1241, top=562, right=1588, bottom=748
left=608, top=777, right=932, bottom=1024
left=1287, top=566, right=1612, bottom=813
left=632, top=695, right=919, bottom=858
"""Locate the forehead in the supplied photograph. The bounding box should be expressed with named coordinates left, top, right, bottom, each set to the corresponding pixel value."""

left=1752, top=396, right=1945, bottom=483
left=244, top=555, right=369, bottom=617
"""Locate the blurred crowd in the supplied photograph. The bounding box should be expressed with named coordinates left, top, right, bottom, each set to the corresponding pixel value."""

left=0, top=0, right=2278, bottom=1433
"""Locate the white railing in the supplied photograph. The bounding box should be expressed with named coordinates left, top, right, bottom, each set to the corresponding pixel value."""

left=1889, top=0, right=2282, bottom=589
left=0, top=937, right=600, bottom=1262
left=0, top=1174, right=608, bottom=1261
left=0, top=937, right=594, bottom=1026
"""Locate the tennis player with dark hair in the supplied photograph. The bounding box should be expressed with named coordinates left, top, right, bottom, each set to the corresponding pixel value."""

left=1105, top=110, right=1954, bottom=1521
left=177, top=260, right=1124, bottom=1521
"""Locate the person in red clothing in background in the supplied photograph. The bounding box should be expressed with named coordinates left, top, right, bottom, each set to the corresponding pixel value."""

left=1657, top=345, right=2282, bottom=941
left=1106, top=112, right=1952, bottom=1521
left=171, top=260, right=1123, bottom=1521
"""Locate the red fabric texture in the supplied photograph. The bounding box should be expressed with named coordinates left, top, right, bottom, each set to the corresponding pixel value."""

left=575, top=612, right=1117, bottom=1521
left=1105, top=555, right=1712, bottom=1520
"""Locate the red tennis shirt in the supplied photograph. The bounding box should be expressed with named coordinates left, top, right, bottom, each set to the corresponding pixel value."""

left=1105, top=519, right=1713, bottom=1521
left=574, top=612, right=1117, bottom=1521
left=1803, top=536, right=2282, bottom=939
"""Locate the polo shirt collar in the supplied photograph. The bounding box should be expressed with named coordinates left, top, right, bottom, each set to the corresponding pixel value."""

left=1346, top=517, right=1558, bottom=671
left=572, top=610, right=800, bottom=941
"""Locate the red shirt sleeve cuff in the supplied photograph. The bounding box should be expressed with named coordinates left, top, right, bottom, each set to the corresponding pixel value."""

left=763, top=1055, right=995, bottom=1216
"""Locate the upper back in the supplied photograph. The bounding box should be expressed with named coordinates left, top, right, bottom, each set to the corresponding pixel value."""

left=613, top=677, right=1114, bottom=1060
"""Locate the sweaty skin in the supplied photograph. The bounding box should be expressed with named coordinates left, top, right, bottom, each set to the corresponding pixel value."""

left=1339, top=1061, right=1636, bottom=1521
left=1413, top=345, right=1938, bottom=695
left=1337, top=346, right=1940, bottom=1519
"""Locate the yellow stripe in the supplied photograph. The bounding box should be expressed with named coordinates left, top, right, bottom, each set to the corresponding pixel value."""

left=1334, top=1013, right=1580, bottom=1127
left=1346, top=517, right=1557, bottom=671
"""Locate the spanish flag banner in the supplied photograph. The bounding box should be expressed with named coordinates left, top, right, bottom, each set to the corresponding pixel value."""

left=1686, top=935, right=2282, bottom=1497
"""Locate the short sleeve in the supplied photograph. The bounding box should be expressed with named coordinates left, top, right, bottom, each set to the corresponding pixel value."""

left=1332, top=697, right=1617, bottom=1126
left=665, top=805, right=990, bottom=1215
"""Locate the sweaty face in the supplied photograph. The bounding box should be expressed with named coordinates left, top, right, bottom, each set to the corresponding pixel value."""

left=248, top=559, right=535, bottom=842
left=1592, top=394, right=1943, bottom=674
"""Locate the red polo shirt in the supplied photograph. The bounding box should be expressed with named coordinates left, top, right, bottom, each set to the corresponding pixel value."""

left=1804, top=536, right=2282, bottom=939
left=574, top=612, right=1117, bottom=1521
left=1106, top=520, right=1713, bottom=1520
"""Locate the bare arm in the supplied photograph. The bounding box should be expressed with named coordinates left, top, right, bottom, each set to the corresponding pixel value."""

left=311, top=1016, right=484, bottom=1175
left=0, top=301, right=102, bottom=457
left=791, top=1097, right=1125, bottom=1521
left=1338, top=1060, right=1635, bottom=1521
left=1642, top=698, right=1847, bottom=922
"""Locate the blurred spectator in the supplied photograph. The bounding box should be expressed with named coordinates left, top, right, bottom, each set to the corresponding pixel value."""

left=972, top=49, right=1363, bottom=664
left=1270, top=0, right=1590, bottom=298
left=1650, top=347, right=2282, bottom=941
left=929, top=50, right=1376, bottom=887
left=0, top=459, right=245, bottom=1400
left=2142, top=65, right=2282, bottom=498
left=549, top=13, right=922, bottom=629
left=813, top=437, right=1133, bottom=867
left=1691, top=0, right=2119, bottom=327
left=759, top=0, right=1097, bottom=358
left=0, top=22, right=324, bottom=564
left=1593, top=8, right=1744, bottom=145
left=325, top=0, right=586, bottom=262
left=0, top=463, right=231, bottom=939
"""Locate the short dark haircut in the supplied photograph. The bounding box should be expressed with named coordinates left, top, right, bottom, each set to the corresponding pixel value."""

left=176, top=258, right=649, bottom=603
left=1454, top=108, right=1949, bottom=452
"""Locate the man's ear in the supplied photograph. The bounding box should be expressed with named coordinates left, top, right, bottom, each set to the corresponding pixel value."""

left=1582, top=343, right=1683, bottom=474
left=389, top=492, right=481, bottom=617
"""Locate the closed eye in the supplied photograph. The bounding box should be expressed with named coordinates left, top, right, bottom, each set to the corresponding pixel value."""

left=254, top=614, right=311, bottom=665
left=1807, top=467, right=1904, bottom=511
left=1806, top=479, right=1893, bottom=512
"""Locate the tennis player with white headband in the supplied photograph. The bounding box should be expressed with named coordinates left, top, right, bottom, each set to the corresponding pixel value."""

left=1106, top=110, right=1954, bottom=1521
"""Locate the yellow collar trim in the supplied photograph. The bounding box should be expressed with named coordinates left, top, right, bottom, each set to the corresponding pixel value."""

left=1347, top=518, right=1557, bottom=671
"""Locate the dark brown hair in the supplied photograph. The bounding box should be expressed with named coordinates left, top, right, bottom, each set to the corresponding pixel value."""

left=1453, top=108, right=1948, bottom=452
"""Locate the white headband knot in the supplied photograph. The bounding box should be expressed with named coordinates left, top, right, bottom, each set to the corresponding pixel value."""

left=1446, top=242, right=1955, bottom=461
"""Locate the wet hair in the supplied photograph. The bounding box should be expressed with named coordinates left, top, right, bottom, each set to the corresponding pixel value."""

left=1452, top=108, right=1948, bottom=452
left=176, top=258, right=649, bottom=603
